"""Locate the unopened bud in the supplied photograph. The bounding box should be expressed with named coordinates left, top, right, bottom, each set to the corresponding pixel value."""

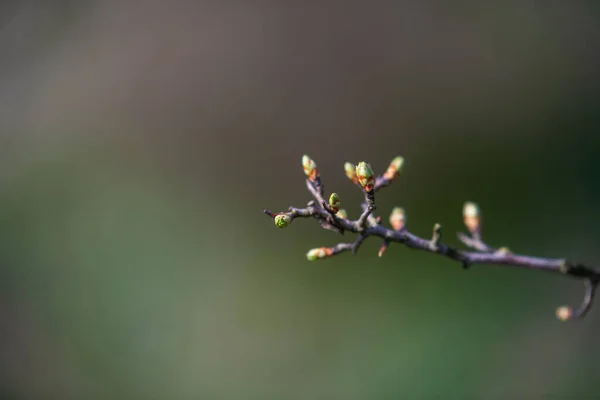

left=274, top=214, right=291, bottom=228
left=389, top=207, right=406, bottom=231
left=496, top=247, right=511, bottom=255
left=306, top=247, right=332, bottom=261
left=556, top=306, right=572, bottom=321
left=463, top=201, right=481, bottom=234
left=328, top=193, right=341, bottom=213
left=302, top=155, right=319, bottom=181
left=430, top=223, right=442, bottom=250
left=383, top=156, right=404, bottom=180
left=356, top=162, right=375, bottom=192
left=378, top=243, right=388, bottom=257
left=344, top=162, right=359, bottom=184
left=337, top=209, right=348, bottom=219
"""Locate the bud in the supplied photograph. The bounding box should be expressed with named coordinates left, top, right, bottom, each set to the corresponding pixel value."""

left=328, top=193, right=341, bottom=213
left=430, top=223, right=442, bottom=250
left=496, top=247, right=511, bottom=255
left=306, top=247, right=332, bottom=261
left=355, top=162, right=375, bottom=192
left=383, top=156, right=404, bottom=180
left=556, top=306, right=572, bottom=321
left=378, top=243, right=388, bottom=257
left=389, top=207, right=406, bottom=231
left=337, top=209, right=348, bottom=219
left=302, top=155, right=319, bottom=181
left=274, top=214, right=291, bottom=228
left=344, top=162, right=359, bottom=184
left=463, top=201, right=481, bottom=234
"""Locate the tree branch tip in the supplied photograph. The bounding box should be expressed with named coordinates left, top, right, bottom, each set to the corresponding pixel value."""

left=390, top=207, right=406, bottom=231
left=429, top=223, right=443, bottom=251
left=344, top=162, right=360, bottom=185
left=302, top=155, right=319, bottom=181
left=556, top=306, right=573, bottom=322
left=383, top=156, right=404, bottom=180
left=463, top=202, right=481, bottom=234
left=356, top=162, right=375, bottom=192
left=306, top=247, right=332, bottom=261
left=264, top=209, right=276, bottom=218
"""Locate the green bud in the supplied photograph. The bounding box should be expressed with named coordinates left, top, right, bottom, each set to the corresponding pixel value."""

left=337, top=209, right=348, bottom=219
left=463, top=202, right=481, bottom=234
left=389, top=207, right=406, bottom=230
left=328, top=193, right=341, bottom=212
left=306, top=247, right=329, bottom=261
left=302, top=155, right=318, bottom=181
left=463, top=202, right=480, bottom=218
left=390, top=156, right=404, bottom=171
left=355, top=162, right=375, bottom=192
left=274, top=214, right=291, bottom=228
left=384, top=156, right=404, bottom=180
left=344, top=162, right=358, bottom=183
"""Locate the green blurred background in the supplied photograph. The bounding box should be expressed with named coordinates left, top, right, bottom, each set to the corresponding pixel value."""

left=0, top=2, right=599, bottom=398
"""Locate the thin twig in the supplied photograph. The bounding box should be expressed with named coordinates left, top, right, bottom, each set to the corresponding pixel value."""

left=264, top=156, right=600, bottom=321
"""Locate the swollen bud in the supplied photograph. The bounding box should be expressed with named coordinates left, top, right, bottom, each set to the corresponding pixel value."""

left=384, top=156, right=404, bottom=180
left=302, top=155, right=319, bottom=181
left=344, top=162, right=359, bottom=184
left=556, top=306, right=572, bottom=321
left=306, top=247, right=332, bottom=261
left=329, top=193, right=341, bottom=213
left=337, top=209, right=348, bottom=219
left=274, top=214, right=291, bottom=228
left=356, top=162, right=375, bottom=192
left=463, top=202, right=481, bottom=234
left=389, top=207, right=406, bottom=231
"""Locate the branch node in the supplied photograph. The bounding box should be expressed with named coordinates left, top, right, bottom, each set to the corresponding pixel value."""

left=559, top=260, right=571, bottom=274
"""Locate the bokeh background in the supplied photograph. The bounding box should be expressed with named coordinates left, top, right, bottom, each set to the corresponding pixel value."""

left=0, top=1, right=599, bottom=398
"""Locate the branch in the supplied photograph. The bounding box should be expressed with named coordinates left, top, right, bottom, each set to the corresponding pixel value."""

left=264, top=155, right=600, bottom=321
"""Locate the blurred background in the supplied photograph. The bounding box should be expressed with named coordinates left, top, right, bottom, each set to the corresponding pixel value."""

left=0, top=1, right=599, bottom=398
